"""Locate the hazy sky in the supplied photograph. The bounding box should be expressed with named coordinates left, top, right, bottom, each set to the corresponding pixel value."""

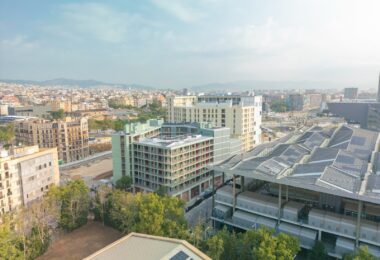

left=0, top=0, right=379, bottom=88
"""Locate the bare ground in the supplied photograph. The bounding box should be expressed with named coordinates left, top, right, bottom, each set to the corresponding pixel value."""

left=38, top=221, right=122, bottom=260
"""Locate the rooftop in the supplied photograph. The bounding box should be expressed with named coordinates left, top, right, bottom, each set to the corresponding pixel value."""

left=212, top=125, right=380, bottom=204
left=83, top=232, right=210, bottom=260
left=138, top=134, right=212, bottom=149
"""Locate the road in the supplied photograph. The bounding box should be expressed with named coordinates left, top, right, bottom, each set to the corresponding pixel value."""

left=59, top=151, right=112, bottom=170
left=185, top=196, right=213, bottom=227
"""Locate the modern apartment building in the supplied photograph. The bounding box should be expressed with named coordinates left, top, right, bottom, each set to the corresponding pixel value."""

left=112, top=119, right=163, bottom=183
left=211, top=125, right=380, bottom=258
left=14, top=117, right=89, bottom=163
left=0, top=145, right=59, bottom=214
left=112, top=120, right=240, bottom=203
left=166, top=94, right=262, bottom=152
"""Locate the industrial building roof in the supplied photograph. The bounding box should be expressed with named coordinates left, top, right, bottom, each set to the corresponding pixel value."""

left=84, top=233, right=210, bottom=260
left=212, top=125, right=380, bottom=204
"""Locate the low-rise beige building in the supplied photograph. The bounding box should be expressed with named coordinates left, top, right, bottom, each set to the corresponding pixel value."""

left=14, top=117, right=89, bottom=163
left=0, top=145, right=59, bottom=214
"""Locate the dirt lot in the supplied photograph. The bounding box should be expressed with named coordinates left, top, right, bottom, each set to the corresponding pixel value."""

left=62, top=157, right=113, bottom=180
left=38, top=221, right=122, bottom=260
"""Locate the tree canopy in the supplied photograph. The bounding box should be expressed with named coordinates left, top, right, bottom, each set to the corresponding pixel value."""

left=93, top=190, right=188, bottom=239
left=50, top=109, right=65, bottom=120
left=204, top=227, right=300, bottom=260
left=0, top=124, right=14, bottom=144
left=344, top=246, right=376, bottom=260
left=270, top=100, right=289, bottom=113
left=115, top=175, right=132, bottom=191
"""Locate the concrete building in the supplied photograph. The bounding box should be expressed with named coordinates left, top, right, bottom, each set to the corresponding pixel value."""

left=14, top=117, right=89, bottom=163
left=49, top=100, right=72, bottom=112
left=8, top=105, right=54, bottom=118
left=287, top=94, right=304, bottom=111
left=211, top=125, right=380, bottom=258
left=112, top=119, right=163, bottom=183
left=112, top=121, right=240, bottom=203
left=0, top=105, right=8, bottom=116
left=327, top=102, right=380, bottom=132
left=344, top=88, right=359, bottom=100
left=307, top=94, right=323, bottom=109
left=0, top=145, right=59, bottom=214
left=328, top=74, right=380, bottom=132
left=167, top=94, right=262, bottom=152
left=84, top=232, right=211, bottom=260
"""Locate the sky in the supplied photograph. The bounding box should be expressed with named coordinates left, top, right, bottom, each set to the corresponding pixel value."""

left=0, top=0, right=379, bottom=89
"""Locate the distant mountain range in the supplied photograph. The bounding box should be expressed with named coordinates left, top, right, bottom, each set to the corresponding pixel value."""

left=0, top=78, right=155, bottom=90
left=0, top=78, right=354, bottom=92
left=189, top=80, right=347, bottom=92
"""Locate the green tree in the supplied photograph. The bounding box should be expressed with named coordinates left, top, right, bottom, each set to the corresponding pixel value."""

left=270, top=100, right=289, bottom=113
left=275, top=232, right=300, bottom=260
left=154, top=185, right=168, bottom=196
left=0, top=124, right=14, bottom=144
left=309, top=241, right=327, bottom=260
left=57, top=180, right=90, bottom=231
left=107, top=190, right=138, bottom=234
left=252, top=228, right=277, bottom=260
left=206, top=235, right=224, bottom=260
left=24, top=226, right=50, bottom=260
left=115, top=175, right=132, bottom=191
left=50, top=109, right=65, bottom=120
left=134, top=193, right=165, bottom=236
left=344, top=246, right=375, bottom=260
left=98, top=190, right=188, bottom=239
left=0, top=216, right=23, bottom=260
left=161, top=195, right=188, bottom=239
left=92, top=185, right=112, bottom=225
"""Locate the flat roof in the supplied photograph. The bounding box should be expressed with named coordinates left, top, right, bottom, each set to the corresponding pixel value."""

left=83, top=232, right=210, bottom=260
left=138, top=135, right=212, bottom=149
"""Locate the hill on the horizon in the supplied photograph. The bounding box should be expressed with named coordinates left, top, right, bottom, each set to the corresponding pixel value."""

left=0, top=78, right=155, bottom=90
left=190, top=80, right=347, bottom=92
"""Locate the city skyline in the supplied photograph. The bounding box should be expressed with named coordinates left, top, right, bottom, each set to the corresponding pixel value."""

left=1, top=0, right=380, bottom=88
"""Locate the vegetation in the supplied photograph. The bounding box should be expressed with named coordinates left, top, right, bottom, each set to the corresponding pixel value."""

left=93, top=190, right=188, bottom=239
left=51, top=180, right=90, bottom=231
left=308, top=241, right=327, bottom=260
left=344, top=246, right=375, bottom=260
left=270, top=99, right=289, bottom=113
left=50, top=109, right=65, bottom=120
left=89, top=143, right=112, bottom=154
left=204, top=227, right=300, bottom=260
left=108, top=100, right=134, bottom=109
left=89, top=100, right=166, bottom=131
left=0, top=124, right=14, bottom=143
left=115, top=175, right=132, bottom=191
left=0, top=180, right=90, bottom=259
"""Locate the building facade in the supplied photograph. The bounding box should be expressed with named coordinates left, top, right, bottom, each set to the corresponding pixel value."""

left=211, top=125, right=380, bottom=258
left=0, top=145, right=59, bottom=214
left=14, top=117, right=89, bottom=163
left=166, top=94, right=262, bottom=152
left=287, top=94, right=304, bottom=111
left=344, top=88, right=359, bottom=100
left=327, top=102, right=380, bottom=132
left=112, top=121, right=240, bottom=203
left=112, top=119, right=163, bottom=183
